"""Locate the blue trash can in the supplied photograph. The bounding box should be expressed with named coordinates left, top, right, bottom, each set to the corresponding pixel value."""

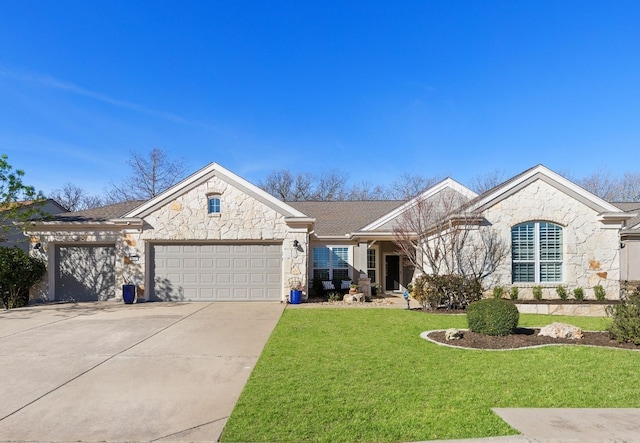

left=122, top=284, right=136, bottom=304
left=289, top=289, right=302, bottom=304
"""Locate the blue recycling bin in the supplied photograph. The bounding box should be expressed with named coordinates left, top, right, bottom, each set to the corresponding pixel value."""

left=122, top=284, right=136, bottom=304
left=289, top=289, right=302, bottom=304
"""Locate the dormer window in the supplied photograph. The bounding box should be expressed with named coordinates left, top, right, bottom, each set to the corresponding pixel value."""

left=207, top=194, right=221, bottom=214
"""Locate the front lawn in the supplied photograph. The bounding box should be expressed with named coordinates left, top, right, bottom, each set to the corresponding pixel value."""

left=221, top=309, right=639, bottom=442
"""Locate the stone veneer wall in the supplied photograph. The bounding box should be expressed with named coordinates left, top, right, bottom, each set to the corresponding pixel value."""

left=483, top=180, right=621, bottom=300
left=119, top=175, right=308, bottom=301
left=28, top=175, right=310, bottom=302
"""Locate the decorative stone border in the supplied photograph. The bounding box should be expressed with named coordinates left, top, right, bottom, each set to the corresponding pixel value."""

left=514, top=303, right=608, bottom=317
left=419, top=329, right=640, bottom=352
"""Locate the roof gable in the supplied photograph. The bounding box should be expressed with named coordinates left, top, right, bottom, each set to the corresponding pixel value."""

left=360, top=178, right=478, bottom=232
left=125, top=162, right=308, bottom=219
left=469, top=165, right=625, bottom=215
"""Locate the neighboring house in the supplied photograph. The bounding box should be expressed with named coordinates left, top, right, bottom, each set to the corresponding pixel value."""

left=1, top=199, right=67, bottom=252
left=615, top=201, right=640, bottom=290
left=24, top=163, right=638, bottom=303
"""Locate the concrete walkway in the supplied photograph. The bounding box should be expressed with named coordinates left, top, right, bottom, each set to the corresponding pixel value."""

left=424, top=408, right=640, bottom=442
left=0, top=301, right=284, bottom=442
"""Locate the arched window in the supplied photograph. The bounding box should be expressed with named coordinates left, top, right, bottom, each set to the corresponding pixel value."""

left=207, top=195, right=221, bottom=214
left=512, top=221, right=563, bottom=283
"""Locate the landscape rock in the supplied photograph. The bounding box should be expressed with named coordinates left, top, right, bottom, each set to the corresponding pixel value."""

left=445, top=328, right=464, bottom=340
left=538, top=322, right=584, bottom=340
left=343, top=293, right=364, bottom=303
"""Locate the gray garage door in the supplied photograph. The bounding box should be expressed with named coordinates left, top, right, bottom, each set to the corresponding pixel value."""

left=152, top=243, right=282, bottom=301
left=55, top=244, right=116, bottom=301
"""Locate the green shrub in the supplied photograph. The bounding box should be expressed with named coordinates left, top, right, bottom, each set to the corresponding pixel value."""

left=509, top=286, right=519, bottom=301
left=573, top=287, right=585, bottom=301
left=532, top=285, right=543, bottom=300
left=410, top=274, right=482, bottom=311
left=0, top=246, right=46, bottom=309
left=556, top=285, right=568, bottom=300
left=607, top=287, right=640, bottom=344
left=594, top=285, right=606, bottom=301
left=492, top=286, right=504, bottom=299
left=467, top=298, right=519, bottom=336
left=327, top=292, right=342, bottom=302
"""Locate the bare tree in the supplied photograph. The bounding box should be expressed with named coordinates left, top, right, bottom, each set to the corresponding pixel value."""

left=258, top=169, right=317, bottom=201
left=106, top=147, right=187, bottom=202
left=392, top=187, right=508, bottom=297
left=259, top=169, right=350, bottom=201
left=575, top=169, right=621, bottom=202
left=314, top=170, right=348, bottom=201
left=468, top=168, right=508, bottom=194
left=345, top=181, right=391, bottom=200
left=575, top=168, right=640, bottom=202
left=49, top=183, right=104, bottom=211
left=389, top=173, right=442, bottom=200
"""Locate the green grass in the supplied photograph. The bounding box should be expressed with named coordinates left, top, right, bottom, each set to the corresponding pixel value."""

left=221, top=309, right=640, bottom=442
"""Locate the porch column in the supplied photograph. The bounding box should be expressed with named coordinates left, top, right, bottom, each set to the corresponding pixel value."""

left=357, top=241, right=371, bottom=298
left=357, top=241, right=368, bottom=277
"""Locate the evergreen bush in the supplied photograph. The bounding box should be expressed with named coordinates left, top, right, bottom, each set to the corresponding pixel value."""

left=607, top=286, right=640, bottom=344
left=594, top=285, right=606, bottom=301
left=573, top=287, right=585, bottom=301
left=532, top=285, right=543, bottom=300
left=0, top=247, right=46, bottom=309
left=509, top=286, right=519, bottom=301
left=556, top=285, right=568, bottom=300
left=467, top=298, right=519, bottom=336
left=492, top=286, right=504, bottom=299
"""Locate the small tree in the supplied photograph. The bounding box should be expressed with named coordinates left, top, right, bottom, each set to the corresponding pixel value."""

left=607, top=286, right=640, bottom=344
left=0, top=154, right=46, bottom=241
left=0, top=247, right=46, bottom=309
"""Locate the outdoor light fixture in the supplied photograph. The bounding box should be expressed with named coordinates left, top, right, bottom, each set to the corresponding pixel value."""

left=33, top=242, right=42, bottom=250
left=292, top=239, right=300, bottom=248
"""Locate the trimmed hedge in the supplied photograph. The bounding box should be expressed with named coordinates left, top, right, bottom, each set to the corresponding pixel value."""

left=467, top=298, right=519, bottom=336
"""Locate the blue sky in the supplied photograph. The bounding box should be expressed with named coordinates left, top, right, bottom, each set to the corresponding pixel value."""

left=1, top=0, right=639, bottom=197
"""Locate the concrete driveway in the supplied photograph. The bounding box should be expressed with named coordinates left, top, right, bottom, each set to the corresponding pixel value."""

left=0, top=301, right=284, bottom=442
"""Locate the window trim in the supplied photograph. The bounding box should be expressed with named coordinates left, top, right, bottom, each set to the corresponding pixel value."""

left=207, top=194, right=221, bottom=215
left=366, top=246, right=379, bottom=284
left=512, top=221, right=563, bottom=283
left=312, top=246, right=351, bottom=281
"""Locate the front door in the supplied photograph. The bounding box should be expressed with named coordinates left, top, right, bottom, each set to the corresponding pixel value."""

left=385, top=255, right=400, bottom=292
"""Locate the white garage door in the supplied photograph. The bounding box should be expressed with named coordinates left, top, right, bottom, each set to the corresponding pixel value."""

left=55, top=244, right=116, bottom=302
left=152, top=243, right=282, bottom=301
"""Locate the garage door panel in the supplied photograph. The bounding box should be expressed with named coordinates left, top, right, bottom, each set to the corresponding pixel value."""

left=234, top=274, right=248, bottom=284
left=200, top=258, right=214, bottom=267
left=153, top=243, right=282, bottom=301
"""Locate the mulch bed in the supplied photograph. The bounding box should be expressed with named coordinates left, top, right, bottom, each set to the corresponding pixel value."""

left=427, top=328, right=640, bottom=350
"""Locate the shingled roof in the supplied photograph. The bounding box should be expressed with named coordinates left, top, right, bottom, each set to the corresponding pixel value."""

left=287, top=200, right=405, bottom=237
left=55, top=200, right=145, bottom=222
left=612, top=202, right=640, bottom=230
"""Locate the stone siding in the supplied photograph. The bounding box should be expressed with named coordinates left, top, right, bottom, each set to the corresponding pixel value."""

left=28, top=175, right=309, bottom=302
left=484, top=179, right=621, bottom=299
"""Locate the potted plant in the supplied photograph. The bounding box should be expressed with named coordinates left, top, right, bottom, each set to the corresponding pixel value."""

left=371, top=282, right=381, bottom=296
left=349, top=283, right=358, bottom=295
left=289, top=278, right=303, bottom=304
